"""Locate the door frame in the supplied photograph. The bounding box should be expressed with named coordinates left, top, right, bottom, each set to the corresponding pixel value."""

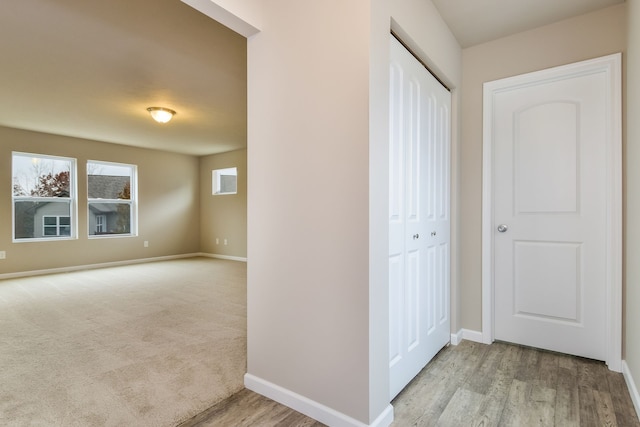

left=481, top=53, right=622, bottom=372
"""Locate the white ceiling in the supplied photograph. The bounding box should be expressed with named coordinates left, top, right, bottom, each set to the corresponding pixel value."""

left=0, top=0, right=246, bottom=156
left=1, top=1, right=625, bottom=156
left=432, top=0, right=625, bottom=48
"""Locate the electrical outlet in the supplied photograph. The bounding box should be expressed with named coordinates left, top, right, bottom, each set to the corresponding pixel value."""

left=224, top=239, right=228, bottom=245
left=0, top=251, right=5, bottom=259
left=144, top=241, right=149, bottom=248
left=216, top=238, right=219, bottom=245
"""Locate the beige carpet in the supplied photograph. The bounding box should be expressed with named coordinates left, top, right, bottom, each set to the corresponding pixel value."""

left=0, top=257, right=246, bottom=427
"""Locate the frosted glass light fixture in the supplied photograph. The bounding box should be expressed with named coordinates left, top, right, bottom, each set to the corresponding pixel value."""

left=147, top=107, right=176, bottom=123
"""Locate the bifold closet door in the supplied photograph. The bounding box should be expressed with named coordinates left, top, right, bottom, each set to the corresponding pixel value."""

left=388, top=35, right=451, bottom=400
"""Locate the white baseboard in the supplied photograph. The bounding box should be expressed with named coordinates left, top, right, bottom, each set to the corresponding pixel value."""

left=451, top=329, right=484, bottom=345
left=198, top=252, right=248, bottom=262
left=0, top=253, right=247, bottom=280
left=0, top=253, right=204, bottom=280
left=623, top=361, right=640, bottom=420
left=244, top=373, right=393, bottom=427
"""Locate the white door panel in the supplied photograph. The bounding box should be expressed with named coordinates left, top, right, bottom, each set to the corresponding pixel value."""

left=488, top=56, right=621, bottom=361
left=389, top=35, right=450, bottom=399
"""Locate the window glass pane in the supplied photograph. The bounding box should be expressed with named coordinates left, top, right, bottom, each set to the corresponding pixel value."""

left=13, top=154, right=71, bottom=197
left=220, top=174, right=237, bottom=193
left=88, top=203, right=131, bottom=235
left=87, top=162, right=132, bottom=199
left=87, top=160, right=136, bottom=238
left=14, top=201, right=71, bottom=239
left=13, top=152, right=75, bottom=241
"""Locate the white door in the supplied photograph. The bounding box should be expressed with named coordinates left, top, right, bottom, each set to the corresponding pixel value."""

left=486, top=55, right=621, bottom=362
left=389, top=35, right=451, bottom=399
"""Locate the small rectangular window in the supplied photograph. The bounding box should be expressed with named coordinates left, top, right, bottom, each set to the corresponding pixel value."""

left=95, top=215, right=106, bottom=233
left=212, top=167, right=237, bottom=195
left=87, top=160, right=137, bottom=237
left=43, top=215, right=71, bottom=236
left=12, top=152, right=76, bottom=241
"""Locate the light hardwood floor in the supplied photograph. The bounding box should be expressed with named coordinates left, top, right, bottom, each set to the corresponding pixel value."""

left=180, top=340, right=640, bottom=426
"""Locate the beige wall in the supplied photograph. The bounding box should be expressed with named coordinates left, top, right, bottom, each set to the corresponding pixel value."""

left=1, top=126, right=201, bottom=275
left=626, top=0, right=640, bottom=405
left=246, top=1, right=372, bottom=422
left=199, top=149, right=247, bottom=258
left=239, top=0, right=461, bottom=424
left=460, top=4, right=627, bottom=331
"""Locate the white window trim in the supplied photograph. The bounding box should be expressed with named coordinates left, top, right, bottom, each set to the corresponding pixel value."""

left=212, top=167, right=238, bottom=195
left=12, top=152, right=77, bottom=243
left=87, top=160, right=138, bottom=239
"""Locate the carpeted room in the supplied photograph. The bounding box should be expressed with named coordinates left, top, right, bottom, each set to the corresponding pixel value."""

left=1, top=1, right=250, bottom=425
left=0, top=257, right=247, bottom=426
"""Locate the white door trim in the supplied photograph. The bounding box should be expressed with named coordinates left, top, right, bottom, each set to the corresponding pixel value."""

left=481, top=53, right=622, bottom=371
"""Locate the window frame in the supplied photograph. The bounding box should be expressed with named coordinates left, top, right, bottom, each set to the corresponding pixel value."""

left=212, top=167, right=238, bottom=195
left=12, top=152, right=78, bottom=242
left=42, top=215, right=71, bottom=236
left=87, top=160, right=138, bottom=238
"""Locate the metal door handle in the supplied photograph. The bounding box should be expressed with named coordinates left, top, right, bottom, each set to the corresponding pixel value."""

left=497, top=224, right=508, bottom=233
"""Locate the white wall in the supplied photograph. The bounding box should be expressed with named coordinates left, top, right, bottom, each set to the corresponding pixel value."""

left=626, top=0, right=640, bottom=413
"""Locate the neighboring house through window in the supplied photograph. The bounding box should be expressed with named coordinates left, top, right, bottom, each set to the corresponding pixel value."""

left=87, top=160, right=137, bottom=237
left=12, top=152, right=76, bottom=241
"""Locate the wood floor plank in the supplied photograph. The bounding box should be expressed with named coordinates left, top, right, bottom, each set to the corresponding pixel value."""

left=515, top=347, right=542, bottom=383
left=464, top=341, right=507, bottom=395
left=436, top=387, right=485, bottom=426
left=555, top=385, right=580, bottom=427
left=391, top=341, right=640, bottom=427
left=184, top=341, right=640, bottom=427
left=608, top=370, right=640, bottom=426
left=496, top=342, right=524, bottom=377
left=593, top=389, right=618, bottom=427
left=178, top=388, right=325, bottom=427
left=392, top=341, right=486, bottom=426
left=536, top=351, right=560, bottom=389
left=469, top=369, right=513, bottom=427
left=577, top=358, right=610, bottom=392
left=499, top=379, right=556, bottom=427
left=579, top=386, right=602, bottom=427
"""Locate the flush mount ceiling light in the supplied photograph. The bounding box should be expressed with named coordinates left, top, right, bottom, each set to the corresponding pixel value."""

left=147, top=107, right=176, bottom=124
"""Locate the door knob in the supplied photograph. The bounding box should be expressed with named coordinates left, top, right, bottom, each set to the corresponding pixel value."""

left=497, top=224, right=508, bottom=233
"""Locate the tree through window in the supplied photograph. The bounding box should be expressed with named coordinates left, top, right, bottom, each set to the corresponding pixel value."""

left=12, top=152, right=76, bottom=241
